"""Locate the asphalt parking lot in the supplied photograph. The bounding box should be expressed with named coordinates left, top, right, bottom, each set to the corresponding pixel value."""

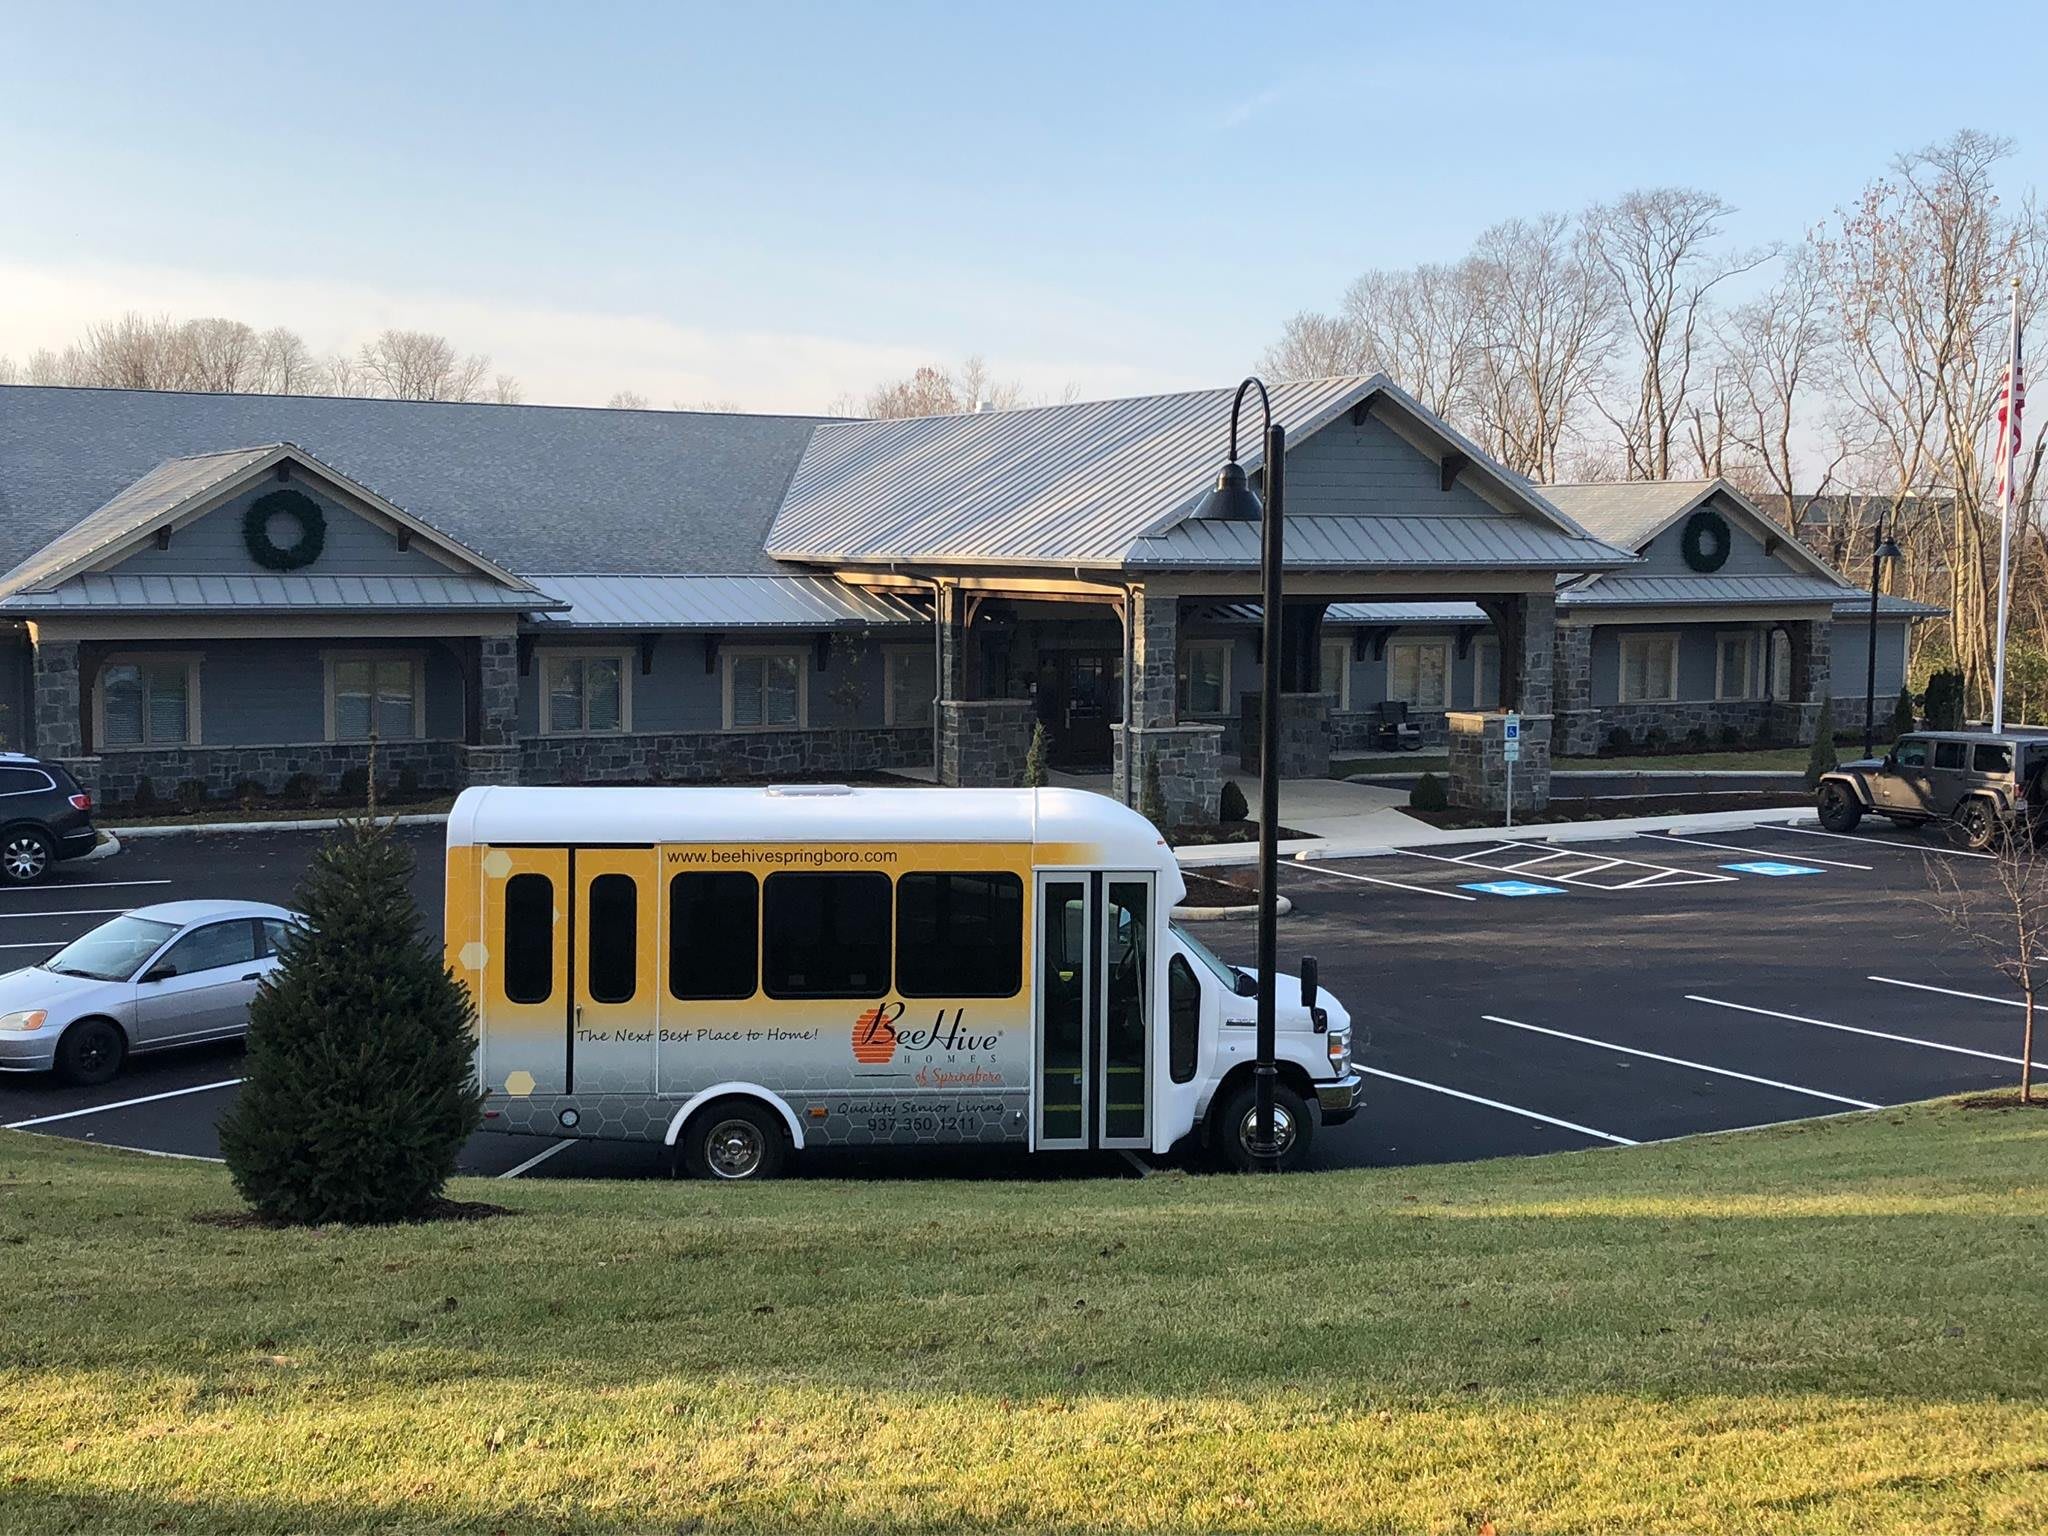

left=0, top=816, right=2033, bottom=1181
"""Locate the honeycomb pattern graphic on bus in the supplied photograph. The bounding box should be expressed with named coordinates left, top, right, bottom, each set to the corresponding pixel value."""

left=488, top=1089, right=1027, bottom=1149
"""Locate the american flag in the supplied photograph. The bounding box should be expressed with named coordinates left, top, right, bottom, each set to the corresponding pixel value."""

left=1995, top=324, right=2025, bottom=506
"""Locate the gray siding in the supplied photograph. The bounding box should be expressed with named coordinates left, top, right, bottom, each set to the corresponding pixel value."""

left=1635, top=498, right=1809, bottom=579
left=108, top=480, right=453, bottom=579
left=1589, top=622, right=1774, bottom=706
left=1282, top=414, right=1506, bottom=521
left=1832, top=619, right=1910, bottom=699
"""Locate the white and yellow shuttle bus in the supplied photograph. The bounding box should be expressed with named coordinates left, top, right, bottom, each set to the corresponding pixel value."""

left=446, top=784, right=1359, bottom=1178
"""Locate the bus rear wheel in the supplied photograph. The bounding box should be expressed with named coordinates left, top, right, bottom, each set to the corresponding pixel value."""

left=680, top=1100, right=788, bottom=1181
left=1216, top=1080, right=1313, bottom=1173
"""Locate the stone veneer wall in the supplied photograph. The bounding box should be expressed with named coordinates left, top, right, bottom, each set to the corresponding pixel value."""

left=1237, top=692, right=1331, bottom=777
left=94, top=739, right=469, bottom=809
left=1445, top=711, right=1552, bottom=814
left=1112, top=723, right=1223, bottom=827
left=1329, top=708, right=1449, bottom=752
left=526, top=725, right=932, bottom=784
left=938, top=700, right=1034, bottom=788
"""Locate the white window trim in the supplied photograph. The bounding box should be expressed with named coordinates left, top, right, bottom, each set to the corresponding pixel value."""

left=721, top=645, right=808, bottom=732
left=94, top=651, right=202, bottom=749
left=1182, top=640, right=1234, bottom=717
left=1320, top=636, right=1352, bottom=712
left=320, top=649, right=427, bottom=742
left=1471, top=636, right=1500, bottom=711
left=882, top=644, right=935, bottom=728
left=1619, top=631, right=1682, bottom=704
left=1386, top=638, right=1453, bottom=711
left=538, top=648, right=635, bottom=736
left=1713, top=632, right=1757, bottom=702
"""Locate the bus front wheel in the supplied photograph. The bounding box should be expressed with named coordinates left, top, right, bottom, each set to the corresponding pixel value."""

left=1216, top=1080, right=1314, bottom=1173
left=679, top=1099, right=789, bottom=1181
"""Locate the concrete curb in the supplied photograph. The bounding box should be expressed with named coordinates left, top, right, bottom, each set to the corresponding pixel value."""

left=1173, top=894, right=1294, bottom=922
left=1179, top=806, right=1823, bottom=869
left=106, top=812, right=451, bottom=839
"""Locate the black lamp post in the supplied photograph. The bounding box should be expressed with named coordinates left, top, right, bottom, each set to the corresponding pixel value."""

left=1863, top=524, right=1903, bottom=760
left=1193, top=378, right=1285, bottom=1165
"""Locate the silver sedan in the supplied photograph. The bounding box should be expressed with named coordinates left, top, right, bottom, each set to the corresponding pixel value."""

left=0, top=900, right=305, bottom=1085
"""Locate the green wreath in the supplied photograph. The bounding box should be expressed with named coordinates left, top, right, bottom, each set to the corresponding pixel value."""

left=243, top=490, right=326, bottom=571
left=1680, top=508, right=1731, bottom=573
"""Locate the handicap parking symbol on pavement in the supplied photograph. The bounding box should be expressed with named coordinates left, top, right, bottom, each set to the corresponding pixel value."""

left=1459, top=879, right=1567, bottom=897
left=1720, top=861, right=1824, bottom=877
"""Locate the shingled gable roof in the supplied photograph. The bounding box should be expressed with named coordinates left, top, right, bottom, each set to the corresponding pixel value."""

left=0, top=441, right=539, bottom=601
left=766, top=373, right=1636, bottom=571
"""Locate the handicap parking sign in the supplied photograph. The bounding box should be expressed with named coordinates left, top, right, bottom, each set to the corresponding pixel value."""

left=1720, top=861, right=1824, bottom=877
left=1460, top=879, right=1564, bottom=897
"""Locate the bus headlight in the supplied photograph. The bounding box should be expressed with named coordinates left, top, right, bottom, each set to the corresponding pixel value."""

left=0, top=1010, right=49, bottom=1032
left=1326, top=1026, right=1351, bottom=1073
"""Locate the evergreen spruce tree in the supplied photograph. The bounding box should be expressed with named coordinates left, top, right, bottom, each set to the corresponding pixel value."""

left=1889, top=687, right=1916, bottom=742
left=1023, top=720, right=1050, bottom=788
left=1805, top=699, right=1839, bottom=788
left=220, top=819, right=483, bottom=1224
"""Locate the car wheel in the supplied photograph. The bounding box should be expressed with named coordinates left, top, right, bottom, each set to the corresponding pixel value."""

left=55, top=1019, right=126, bottom=1086
left=1816, top=782, right=1863, bottom=833
left=681, top=1100, right=788, bottom=1181
left=0, top=826, right=55, bottom=885
left=1953, top=797, right=2000, bottom=852
left=1216, top=1080, right=1314, bottom=1173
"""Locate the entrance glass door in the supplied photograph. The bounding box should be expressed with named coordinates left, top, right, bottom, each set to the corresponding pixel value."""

left=1034, top=872, right=1153, bottom=1151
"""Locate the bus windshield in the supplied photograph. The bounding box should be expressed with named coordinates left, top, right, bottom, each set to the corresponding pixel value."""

left=1171, top=921, right=1248, bottom=991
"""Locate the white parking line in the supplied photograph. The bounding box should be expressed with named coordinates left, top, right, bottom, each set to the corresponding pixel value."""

left=0, top=907, right=132, bottom=921
left=0, top=879, right=172, bottom=894
left=1642, top=832, right=1875, bottom=870
left=3, top=1077, right=245, bottom=1130
left=9, top=1130, right=226, bottom=1163
left=1354, top=1064, right=1639, bottom=1145
left=1289, top=863, right=1478, bottom=901
left=1686, top=995, right=2035, bottom=1068
left=1479, top=1014, right=1881, bottom=1109
left=1777, top=823, right=1996, bottom=860
left=497, top=1139, right=577, bottom=1179
left=1868, top=975, right=2025, bottom=1009
left=1393, top=842, right=1736, bottom=891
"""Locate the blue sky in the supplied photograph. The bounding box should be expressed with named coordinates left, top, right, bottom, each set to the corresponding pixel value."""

left=3, top=0, right=2043, bottom=410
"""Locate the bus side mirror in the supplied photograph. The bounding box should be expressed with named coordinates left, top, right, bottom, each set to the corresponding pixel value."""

left=1300, top=955, right=1319, bottom=1010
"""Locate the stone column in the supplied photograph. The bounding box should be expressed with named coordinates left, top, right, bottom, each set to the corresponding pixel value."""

left=1128, top=585, right=1178, bottom=731
left=1237, top=693, right=1330, bottom=779
left=1109, top=585, right=1223, bottom=824
left=31, top=634, right=100, bottom=801
left=1768, top=618, right=1832, bottom=745
left=939, top=699, right=1034, bottom=787
left=1448, top=591, right=1557, bottom=814
left=463, top=632, right=522, bottom=785
left=1552, top=621, right=1599, bottom=757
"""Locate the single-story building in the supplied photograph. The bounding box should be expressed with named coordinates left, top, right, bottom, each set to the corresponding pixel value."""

left=0, top=375, right=1933, bottom=818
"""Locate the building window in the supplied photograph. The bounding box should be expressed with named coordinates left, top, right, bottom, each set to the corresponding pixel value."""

left=762, top=871, right=890, bottom=998
left=669, top=871, right=759, bottom=1001
left=1473, top=637, right=1501, bottom=710
left=325, top=654, right=422, bottom=741
left=895, top=871, right=1024, bottom=998
left=1714, top=633, right=1755, bottom=701
left=1320, top=638, right=1351, bottom=711
left=884, top=647, right=935, bottom=727
left=1620, top=633, right=1680, bottom=703
left=1183, top=641, right=1231, bottom=716
left=541, top=652, right=628, bottom=735
left=724, top=649, right=806, bottom=730
left=98, top=656, right=198, bottom=748
left=1387, top=640, right=1450, bottom=711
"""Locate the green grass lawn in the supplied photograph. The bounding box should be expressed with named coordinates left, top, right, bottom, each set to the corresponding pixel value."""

left=3, top=1101, right=2046, bottom=1533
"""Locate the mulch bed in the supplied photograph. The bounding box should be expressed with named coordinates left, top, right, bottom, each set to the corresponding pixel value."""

left=1169, top=820, right=1311, bottom=847
left=1956, top=1092, right=2048, bottom=1111
left=193, top=1198, right=515, bottom=1229
left=1178, top=872, right=1260, bottom=909
left=1403, top=789, right=1810, bottom=830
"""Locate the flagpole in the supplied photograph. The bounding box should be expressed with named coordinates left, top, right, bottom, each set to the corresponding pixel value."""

left=1993, top=275, right=2020, bottom=733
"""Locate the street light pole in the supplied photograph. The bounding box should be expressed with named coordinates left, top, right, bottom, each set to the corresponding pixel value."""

left=1863, top=523, right=1902, bottom=760
left=1192, top=377, right=1284, bottom=1165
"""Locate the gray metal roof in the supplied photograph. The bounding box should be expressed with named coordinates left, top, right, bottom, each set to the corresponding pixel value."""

left=524, top=574, right=927, bottom=630
left=0, top=386, right=833, bottom=578
left=1558, top=573, right=1899, bottom=610
left=767, top=374, right=1615, bottom=569
left=1127, top=514, right=1636, bottom=570
left=1543, top=481, right=1718, bottom=549
left=0, top=572, right=565, bottom=615
left=1197, top=600, right=1490, bottom=626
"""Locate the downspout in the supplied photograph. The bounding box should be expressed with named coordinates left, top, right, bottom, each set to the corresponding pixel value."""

left=1120, top=583, right=1137, bottom=807
left=927, top=577, right=946, bottom=784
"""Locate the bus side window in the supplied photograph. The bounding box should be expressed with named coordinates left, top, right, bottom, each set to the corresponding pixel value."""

left=504, top=873, right=554, bottom=1004
left=587, top=873, right=638, bottom=1004
left=669, top=871, right=759, bottom=1001
left=895, top=872, right=1023, bottom=998
left=1168, top=954, right=1199, bottom=1084
left=763, top=871, right=891, bottom=998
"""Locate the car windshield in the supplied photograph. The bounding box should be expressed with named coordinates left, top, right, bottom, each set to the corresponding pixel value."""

left=41, top=914, right=179, bottom=981
left=1171, top=921, right=1245, bottom=988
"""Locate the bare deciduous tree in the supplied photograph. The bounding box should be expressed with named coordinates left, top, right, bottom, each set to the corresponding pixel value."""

left=607, top=389, right=652, bottom=410
left=355, top=329, right=496, bottom=402
left=1927, top=824, right=2048, bottom=1101
left=1258, top=309, right=1368, bottom=382
left=258, top=326, right=323, bottom=395
left=1721, top=247, right=1843, bottom=528
left=862, top=355, right=1025, bottom=419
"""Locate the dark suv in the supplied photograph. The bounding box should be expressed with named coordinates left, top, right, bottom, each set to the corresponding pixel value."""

left=0, top=753, right=99, bottom=884
left=1815, top=730, right=2048, bottom=849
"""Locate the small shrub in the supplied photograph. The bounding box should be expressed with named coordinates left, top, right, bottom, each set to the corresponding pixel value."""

left=1218, top=779, right=1249, bottom=823
left=1642, top=725, right=1669, bottom=754
left=1923, top=669, right=1966, bottom=730
left=1605, top=726, right=1634, bottom=755
left=281, top=772, right=318, bottom=807
left=1805, top=700, right=1840, bottom=788
left=1684, top=725, right=1711, bottom=752
left=1719, top=723, right=1743, bottom=749
left=1023, top=721, right=1049, bottom=789
left=130, top=776, right=158, bottom=812
left=233, top=778, right=265, bottom=813
left=1139, top=754, right=1170, bottom=830
left=1410, top=772, right=1448, bottom=812
left=338, top=765, right=369, bottom=801
left=397, top=764, right=422, bottom=800
left=1890, top=689, right=1917, bottom=741
left=176, top=778, right=209, bottom=811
